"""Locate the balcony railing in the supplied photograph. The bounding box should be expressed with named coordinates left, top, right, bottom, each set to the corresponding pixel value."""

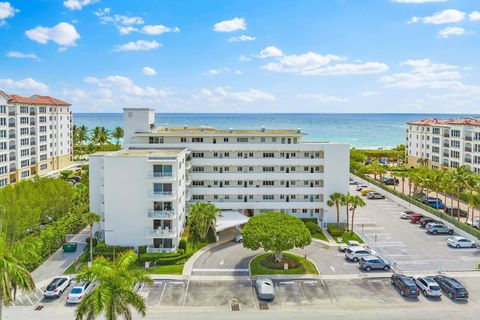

left=151, top=191, right=175, bottom=199
left=443, top=143, right=449, bottom=148
left=465, top=158, right=472, bottom=164
left=9, top=145, right=15, bottom=150
left=443, top=133, right=450, bottom=138
left=8, top=123, right=15, bottom=127
left=146, top=228, right=176, bottom=238
left=8, top=111, right=16, bottom=116
left=30, top=111, right=36, bottom=116
left=465, top=136, right=473, bottom=141
left=147, top=210, right=176, bottom=218
left=9, top=134, right=15, bottom=139
left=148, top=172, right=173, bottom=178
left=443, top=153, right=449, bottom=157
left=146, top=246, right=176, bottom=253
left=465, top=148, right=473, bottom=152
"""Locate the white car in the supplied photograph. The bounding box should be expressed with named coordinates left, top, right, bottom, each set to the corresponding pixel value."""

left=414, top=276, right=442, bottom=297
left=255, top=278, right=275, bottom=300
left=43, top=276, right=71, bottom=298
left=447, top=236, right=477, bottom=248
left=466, top=218, right=480, bottom=229
left=400, top=210, right=415, bottom=220
left=338, top=240, right=361, bottom=252
left=345, top=247, right=376, bottom=262
left=67, top=282, right=94, bottom=304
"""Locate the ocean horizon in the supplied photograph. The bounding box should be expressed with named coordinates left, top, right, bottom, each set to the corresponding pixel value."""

left=73, top=113, right=479, bottom=149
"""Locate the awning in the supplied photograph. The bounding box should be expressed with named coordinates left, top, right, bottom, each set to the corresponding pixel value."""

left=215, top=211, right=250, bottom=232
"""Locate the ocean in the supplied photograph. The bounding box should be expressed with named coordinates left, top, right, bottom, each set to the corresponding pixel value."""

left=72, top=113, right=478, bottom=149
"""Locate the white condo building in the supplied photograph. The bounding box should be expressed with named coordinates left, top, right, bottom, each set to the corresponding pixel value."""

left=0, top=91, right=73, bottom=187
left=90, top=108, right=349, bottom=253
left=406, top=118, right=480, bottom=173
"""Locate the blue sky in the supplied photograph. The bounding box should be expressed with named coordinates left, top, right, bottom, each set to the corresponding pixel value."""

left=1, top=0, right=479, bottom=113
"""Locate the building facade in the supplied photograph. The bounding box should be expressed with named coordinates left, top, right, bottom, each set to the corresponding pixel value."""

left=0, top=91, right=73, bottom=187
left=90, top=108, right=349, bottom=252
left=406, top=118, right=480, bottom=173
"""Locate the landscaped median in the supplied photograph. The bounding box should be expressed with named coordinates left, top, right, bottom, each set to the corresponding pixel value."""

left=249, top=252, right=319, bottom=275
left=327, top=225, right=364, bottom=244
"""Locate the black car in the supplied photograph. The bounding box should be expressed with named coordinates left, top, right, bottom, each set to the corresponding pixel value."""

left=433, top=275, right=469, bottom=300
left=419, top=217, right=441, bottom=228
left=444, top=207, right=468, bottom=218
left=383, top=178, right=399, bottom=185
left=391, top=274, right=419, bottom=297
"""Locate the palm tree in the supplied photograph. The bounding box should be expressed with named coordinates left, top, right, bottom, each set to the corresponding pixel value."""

left=452, top=166, right=470, bottom=220
left=0, top=235, right=37, bottom=319
left=429, top=169, right=444, bottom=201
left=327, top=192, right=344, bottom=225
left=396, top=170, right=409, bottom=194
left=439, top=171, right=455, bottom=206
left=112, top=127, right=124, bottom=146
left=91, top=126, right=102, bottom=146
left=72, top=124, right=79, bottom=146
left=98, top=127, right=110, bottom=146
left=75, top=250, right=153, bottom=320
left=78, top=125, right=89, bottom=152
left=417, top=158, right=429, bottom=168
left=187, top=203, right=219, bottom=242
left=341, top=193, right=353, bottom=231
left=464, top=174, right=479, bottom=223
left=391, top=171, right=399, bottom=191
left=369, top=161, right=384, bottom=181
left=349, top=196, right=366, bottom=235
left=84, top=212, right=101, bottom=263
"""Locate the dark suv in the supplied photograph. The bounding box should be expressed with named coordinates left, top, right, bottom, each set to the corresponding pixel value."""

left=391, top=274, right=419, bottom=297
left=433, top=275, right=469, bottom=300
left=419, top=217, right=441, bottom=228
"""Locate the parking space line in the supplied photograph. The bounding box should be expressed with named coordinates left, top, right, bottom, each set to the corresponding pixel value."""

left=25, top=293, right=34, bottom=306
left=298, top=282, right=307, bottom=301
left=182, top=279, right=190, bottom=306
left=158, top=282, right=167, bottom=305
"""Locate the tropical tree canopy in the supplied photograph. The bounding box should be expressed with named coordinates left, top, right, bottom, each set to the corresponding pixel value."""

left=327, top=192, right=343, bottom=225
left=187, top=203, right=219, bottom=241
left=112, top=127, right=124, bottom=145
left=242, top=212, right=311, bottom=262
left=75, top=250, right=152, bottom=320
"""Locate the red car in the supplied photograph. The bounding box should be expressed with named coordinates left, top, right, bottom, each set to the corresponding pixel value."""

left=410, top=214, right=424, bottom=223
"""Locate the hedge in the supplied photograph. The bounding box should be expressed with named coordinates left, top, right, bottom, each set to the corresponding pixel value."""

left=359, top=174, right=480, bottom=239
left=327, top=225, right=346, bottom=237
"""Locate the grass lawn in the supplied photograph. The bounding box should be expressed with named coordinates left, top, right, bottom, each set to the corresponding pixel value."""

left=333, top=231, right=364, bottom=244
left=250, top=252, right=319, bottom=275
left=311, top=230, right=328, bottom=241
left=130, top=264, right=184, bottom=275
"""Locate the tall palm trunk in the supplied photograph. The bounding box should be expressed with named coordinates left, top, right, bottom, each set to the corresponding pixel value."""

left=401, top=178, right=405, bottom=194
left=350, top=208, right=357, bottom=236
left=456, top=189, right=461, bottom=221
left=89, top=224, right=94, bottom=262
left=336, top=203, right=340, bottom=225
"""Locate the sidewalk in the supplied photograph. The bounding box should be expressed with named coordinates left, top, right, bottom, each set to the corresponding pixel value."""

left=32, top=227, right=89, bottom=286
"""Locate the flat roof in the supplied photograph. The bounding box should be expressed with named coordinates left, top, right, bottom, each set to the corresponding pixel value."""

left=151, top=126, right=304, bottom=135
left=408, top=118, right=480, bottom=126
left=108, top=148, right=186, bottom=157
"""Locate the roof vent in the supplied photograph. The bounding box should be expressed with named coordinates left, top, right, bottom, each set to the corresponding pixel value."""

left=296, top=128, right=301, bottom=134
left=261, top=126, right=265, bottom=132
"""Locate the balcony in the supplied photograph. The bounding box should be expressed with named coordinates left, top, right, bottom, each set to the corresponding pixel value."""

left=147, top=172, right=175, bottom=180
left=30, top=111, right=36, bottom=116
left=30, top=130, right=36, bottom=136
left=465, top=147, right=473, bottom=153
left=465, top=136, right=473, bottom=141
left=146, top=228, right=177, bottom=238
left=443, top=133, right=450, bottom=138
left=186, top=176, right=192, bottom=185
left=147, top=210, right=176, bottom=219
left=8, top=123, right=15, bottom=128
left=8, top=111, right=16, bottom=116
left=465, top=158, right=472, bottom=164
left=9, top=166, right=16, bottom=172
left=9, top=134, right=15, bottom=139
left=9, top=144, right=15, bottom=150
left=150, top=191, right=176, bottom=200
left=186, top=162, right=192, bottom=170
left=30, top=121, right=36, bottom=126
left=146, top=246, right=176, bottom=253
left=443, top=143, right=449, bottom=148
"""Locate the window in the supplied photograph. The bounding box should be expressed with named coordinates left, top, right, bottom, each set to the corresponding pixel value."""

left=20, top=149, right=30, bottom=157
left=432, top=137, right=440, bottom=144
left=180, top=137, right=187, bottom=142
left=263, top=181, right=274, bottom=186
left=0, top=166, right=6, bottom=175
left=192, top=195, right=204, bottom=200
left=191, top=137, right=203, bottom=143
left=0, top=130, right=5, bottom=138
left=272, top=137, right=277, bottom=142
left=21, top=170, right=30, bottom=178
left=192, top=152, right=204, bottom=158
left=39, top=135, right=47, bottom=142
left=149, top=137, right=164, bottom=144
left=192, top=181, right=204, bottom=186
left=0, top=118, right=6, bottom=126
left=192, top=166, right=204, bottom=172
left=0, top=178, right=7, bottom=187
left=237, top=138, right=248, bottom=143
left=261, top=137, right=265, bottom=143
left=263, top=152, right=274, bottom=158
left=237, top=167, right=243, bottom=171
left=21, top=160, right=30, bottom=168
left=20, top=117, right=29, bottom=124
left=0, top=154, right=7, bottom=163
left=432, top=128, right=440, bottom=134
left=263, top=195, right=274, bottom=200
left=224, top=137, right=229, bottom=142
left=451, top=140, right=460, bottom=148
left=451, top=130, right=461, bottom=138
left=40, top=164, right=47, bottom=170
left=262, top=167, right=274, bottom=172
left=20, top=128, right=29, bottom=135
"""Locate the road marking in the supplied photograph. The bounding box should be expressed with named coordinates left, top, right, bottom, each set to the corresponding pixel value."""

left=169, top=281, right=185, bottom=285
left=365, top=233, right=390, bottom=236
left=330, top=266, right=336, bottom=273
left=298, top=282, right=307, bottom=301
left=158, top=282, right=167, bottom=305
left=219, top=259, right=224, bottom=266
left=182, top=279, right=190, bottom=307
left=303, top=280, right=318, bottom=284
left=192, top=268, right=249, bottom=272
left=278, top=281, right=294, bottom=285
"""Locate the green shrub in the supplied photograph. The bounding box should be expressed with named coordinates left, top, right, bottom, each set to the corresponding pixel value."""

left=178, top=239, right=188, bottom=251
left=85, top=237, right=98, bottom=247
left=304, top=221, right=322, bottom=235
left=327, top=225, right=346, bottom=237
left=138, top=246, right=147, bottom=254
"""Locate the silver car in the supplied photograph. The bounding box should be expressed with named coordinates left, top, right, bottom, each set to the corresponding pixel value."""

left=359, top=255, right=390, bottom=272
left=338, top=240, right=361, bottom=252
left=255, top=278, right=275, bottom=300
left=367, top=192, right=385, bottom=199
left=233, top=234, right=243, bottom=243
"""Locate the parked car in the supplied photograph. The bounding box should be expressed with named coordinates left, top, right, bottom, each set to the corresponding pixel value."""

left=413, top=276, right=442, bottom=297
left=419, top=217, right=441, bottom=228
left=67, top=282, right=94, bottom=304
left=410, top=214, right=425, bottom=223
left=366, top=192, right=385, bottom=200
left=466, top=218, right=480, bottom=229
left=391, top=274, right=420, bottom=297
left=359, top=255, right=390, bottom=272
left=360, top=188, right=375, bottom=196
left=413, top=192, right=427, bottom=199
left=349, top=178, right=358, bottom=185
left=233, top=234, right=243, bottom=243
left=44, top=276, right=71, bottom=298
left=419, top=196, right=441, bottom=204
left=426, top=200, right=446, bottom=209
left=444, top=207, right=468, bottom=218
left=433, top=275, right=469, bottom=300
left=400, top=210, right=415, bottom=220
left=447, top=236, right=477, bottom=248
left=383, top=177, right=399, bottom=185
left=345, top=247, right=376, bottom=262
left=426, top=223, right=454, bottom=235
left=255, top=278, right=275, bottom=300
left=356, top=185, right=369, bottom=192
left=338, top=240, right=361, bottom=252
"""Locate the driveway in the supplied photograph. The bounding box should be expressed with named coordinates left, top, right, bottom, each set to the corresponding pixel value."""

left=350, top=182, right=480, bottom=273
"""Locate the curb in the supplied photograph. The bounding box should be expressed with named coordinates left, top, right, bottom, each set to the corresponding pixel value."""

left=182, top=238, right=232, bottom=276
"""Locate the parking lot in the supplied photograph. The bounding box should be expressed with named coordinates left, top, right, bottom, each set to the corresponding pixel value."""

left=351, top=183, right=480, bottom=273
left=18, top=276, right=480, bottom=314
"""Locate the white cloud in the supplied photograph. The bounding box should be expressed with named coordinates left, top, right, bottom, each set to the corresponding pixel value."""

left=361, top=91, right=381, bottom=97
left=259, top=46, right=284, bottom=58
left=0, top=1, right=18, bottom=26
left=114, top=40, right=161, bottom=52
left=260, top=48, right=388, bottom=76
left=298, top=94, right=348, bottom=103
left=408, top=9, right=465, bottom=24
left=391, top=0, right=447, bottom=3
left=239, top=54, right=252, bottom=62
left=118, top=26, right=138, bottom=35
left=25, top=22, right=80, bottom=46
left=6, top=51, right=39, bottom=60
left=438, top=26, right=465, bottom=38
left=203, top=68, right=242, bottom=76
left=141, top=25, right=179, bottom=35
left=83, top=75, right=171, bottom=97
left=227, top=35, right=256, bottom=42
left=63, top=0, right=98, bottom=10
left=142, top=66, right=157, bottom=76
left=380, top=59, right=464, bottom=89
left=213, top=17, right=246, bottom=32
left=0, top=78, right=48, bottom=93
left=469, top=11, right=480, bottom=22
left=199, top=87, right=275, bottom=103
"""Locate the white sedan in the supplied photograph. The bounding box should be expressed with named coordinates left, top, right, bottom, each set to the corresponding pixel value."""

left=447, top=236, right=477, bottom=248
